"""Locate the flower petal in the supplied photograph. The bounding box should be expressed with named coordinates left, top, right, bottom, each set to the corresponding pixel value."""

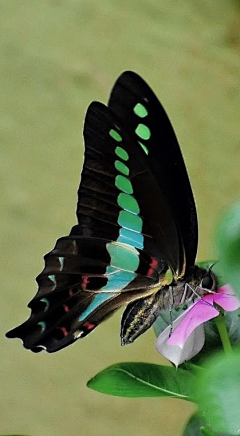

left=155, top=322, right=205, bottom=366
left=167, top=299, right=219, bottom=347
left=213, top=285, right=240, bottom=311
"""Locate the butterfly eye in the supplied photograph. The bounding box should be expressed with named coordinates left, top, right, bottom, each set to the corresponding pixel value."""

left=201, top=274, right=214, bottom=290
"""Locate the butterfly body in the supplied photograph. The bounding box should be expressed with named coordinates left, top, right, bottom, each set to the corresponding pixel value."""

left=121, top=264, right=215, bottom=345
left=6, top=71, right=217, bottom=353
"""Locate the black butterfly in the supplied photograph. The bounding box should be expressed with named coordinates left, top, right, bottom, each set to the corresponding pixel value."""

left=6, top=71, right=216, bottom=353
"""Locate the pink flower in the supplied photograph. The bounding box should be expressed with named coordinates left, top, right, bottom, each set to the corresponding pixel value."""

left=155, top=285, right=240, bottom=366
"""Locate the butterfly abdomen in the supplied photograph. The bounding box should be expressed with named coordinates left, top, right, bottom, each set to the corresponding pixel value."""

left=121, top=265, right=216, bottom=346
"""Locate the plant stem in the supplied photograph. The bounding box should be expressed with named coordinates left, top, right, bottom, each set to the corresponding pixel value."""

left=214, top=314, right=232, bottom=354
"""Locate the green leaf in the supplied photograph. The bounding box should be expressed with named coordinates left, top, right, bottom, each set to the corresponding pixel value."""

left=200, top=428, right=218, bottom=436
left=183, top=413, right=209, bottom=436
left=87, top=362, right=194, bottom=399
left=216, top=203, right=240, bottom=298
left=194, top=348, right=240, bottom=435
left=191, top=308, right=240, bottom=365
left=183, top=412, right=231, bottom=436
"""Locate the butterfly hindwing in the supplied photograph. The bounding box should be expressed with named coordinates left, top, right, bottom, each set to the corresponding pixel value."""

left=6, top=234, right=162, bottom=352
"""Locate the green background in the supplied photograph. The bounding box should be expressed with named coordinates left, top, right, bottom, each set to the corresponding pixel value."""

left=1, top=1, right=240, bottom=435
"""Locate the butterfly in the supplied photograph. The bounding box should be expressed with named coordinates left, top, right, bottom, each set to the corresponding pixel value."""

left=6, top=71, right=217, bottom=353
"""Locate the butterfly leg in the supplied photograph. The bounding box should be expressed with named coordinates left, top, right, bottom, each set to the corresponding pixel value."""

left=168, top=286, right=175, bottom=337
left=184, top=282, right=203, bottom=300
left=179, top=283, right=191, bottom=305
left=185, top=284, right=220, bottom=312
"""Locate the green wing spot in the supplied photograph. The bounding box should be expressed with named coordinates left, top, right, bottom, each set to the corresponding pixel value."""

left=107, top=243, right=139, bottom=271
left=117, top=193, right=140, bottom=214
left=133, top=103, right=148, bottom=118
left=40, top=298, right=50, bottom=312
left=115, top=146, right=129, bottom=161
left=138, top=141, right=149, bottom=155
left=115, top=175, right=133, bottom=194
left=115, top=160, right=129, bottom=176
left=48, top=275, right=57, bottom=290
left=118, top=210, right=143, bottom=233
left=58, top=256, right=64, bottom=271
left=109, top=129, right=122, bottom=142
left=135, top=124, right=151, bottom=140
left=37, top=321, right=46, bottom=332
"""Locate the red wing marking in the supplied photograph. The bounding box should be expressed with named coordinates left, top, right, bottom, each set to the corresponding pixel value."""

left=83, top=321, right=96, bottom=331
left=59, top=327, right=68, bottom=337
left=63, top=304, right=70, bottom=312
left=147, top=257, right=159, bottom=277
left=82, top=275, right=89, bottom=291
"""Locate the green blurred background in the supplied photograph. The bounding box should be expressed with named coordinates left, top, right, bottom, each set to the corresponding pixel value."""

left=1, top=1, right=240, bottom=435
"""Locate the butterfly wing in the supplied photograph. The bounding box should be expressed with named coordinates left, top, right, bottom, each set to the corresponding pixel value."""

left=7, top=72, right=197, bottom=352
left=108, top=71, right=198, bottom=271
left=7, top=101, right=179, bottom=352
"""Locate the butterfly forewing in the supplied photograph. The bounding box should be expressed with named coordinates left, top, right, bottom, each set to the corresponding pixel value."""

left=79, top=102, right=184, bottom=272
left=108, top=71, right=198, bottom=271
